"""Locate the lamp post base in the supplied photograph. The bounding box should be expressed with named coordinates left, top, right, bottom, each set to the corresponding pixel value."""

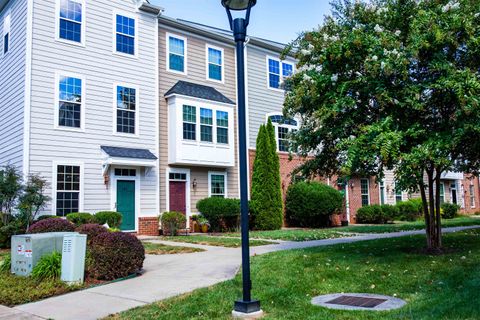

left=233, top=300, right=262, bottom=315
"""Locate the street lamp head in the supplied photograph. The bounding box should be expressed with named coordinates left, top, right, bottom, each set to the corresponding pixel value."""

left=221, top=0, right=256, bottom=10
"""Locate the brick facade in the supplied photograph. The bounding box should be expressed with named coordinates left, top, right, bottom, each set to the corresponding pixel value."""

left=346, top=177, right=380, bottom=224
left=461, top=175, right=480, bottom=214
left=138, top=217, right=159, bottom=236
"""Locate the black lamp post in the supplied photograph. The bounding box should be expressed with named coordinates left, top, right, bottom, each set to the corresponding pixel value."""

left=221, top=0, right=261, bottom=316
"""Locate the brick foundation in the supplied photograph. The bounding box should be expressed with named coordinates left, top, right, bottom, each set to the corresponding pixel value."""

left=138, top=217, right=159, bottom=236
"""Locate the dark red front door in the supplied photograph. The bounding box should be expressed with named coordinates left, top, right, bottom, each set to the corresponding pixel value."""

left=169, top=181, right=186, bottom=214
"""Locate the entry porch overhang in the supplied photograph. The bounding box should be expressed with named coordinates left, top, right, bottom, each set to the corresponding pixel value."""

left=100, top=146, right=157, bottom=175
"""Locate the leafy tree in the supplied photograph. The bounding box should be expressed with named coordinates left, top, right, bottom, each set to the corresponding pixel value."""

left=0, top=166, right=23, bottom=224
left=283, top=0, right=480, bottom=252
left=17, top=174, right=50, bottom=230
left=250, top=120, right=283, bottom=230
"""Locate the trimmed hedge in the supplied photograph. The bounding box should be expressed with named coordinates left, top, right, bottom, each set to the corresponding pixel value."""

left=34, top=215, right=60, bottom=223
left=160, top=211, right=186, bottom=236
left=66, top=212, right=94, bottom=226
left=196, top=197, right=240, bottom=232
left=396, top=198, right=423, bottom=221
left=381, top=204, right=400, bottom=221
left=286, top=182, right=343, bottom=228
left=88, top=232, right=145, bottom=280
left=94, top=211, right=122, bottom=228
left=356, top=205, right=388, bottom=224
left=28, top=218, right=75, bottom=233
left=75, top=224, right=108, bottom=243
left=441, top=203, right=460, bottom=219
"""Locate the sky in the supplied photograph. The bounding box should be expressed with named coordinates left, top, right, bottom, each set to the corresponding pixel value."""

left=150, top=0, right=332, bottom=44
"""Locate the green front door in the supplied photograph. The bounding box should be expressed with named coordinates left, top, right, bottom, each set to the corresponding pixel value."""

left=117, top=180, right=135, bottom=231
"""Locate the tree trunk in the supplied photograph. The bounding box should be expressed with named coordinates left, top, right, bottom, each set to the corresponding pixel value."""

left=426, top=169, right=437, bottom=250
left=419, top=179, right=431, bottom=248
left=434, top=168, right=443, bottom=249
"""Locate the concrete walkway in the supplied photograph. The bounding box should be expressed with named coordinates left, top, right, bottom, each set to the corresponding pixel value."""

left=11, top=225, right=480, bottom=320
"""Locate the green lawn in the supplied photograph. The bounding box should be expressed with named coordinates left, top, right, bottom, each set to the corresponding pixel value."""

left=159, top=235, right=276, bottom=248
left=218, top=216, right=480, bottom=241
left=143, top=242, right=205, bottom=255
left=107, top=229, right=480, bottom=320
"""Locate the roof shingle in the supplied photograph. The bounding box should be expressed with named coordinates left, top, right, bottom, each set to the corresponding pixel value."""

left=165, top=81, right=235, bottom=105
left=101, top=146, right=157, bottom=160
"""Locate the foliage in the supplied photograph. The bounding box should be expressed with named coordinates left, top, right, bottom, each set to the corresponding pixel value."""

left=88, top=232, right=145, bottom=280
left=75, top=223, right=108, bottom=243
left=31, top=252, right=62, bottom=280
left=396, top=199, right=423, bottom=221
left=356, top=204, right=390, bottom=224
left=0, top=253, right=11, bottom=273
left=197, top=216, right=210, bottom=227
left=17, top=174, right=50, bottom=230
left=0, top=165, right=22, bottom=224
left=380, top=204, right=400, bottom=221
left=34, top=215, right=60, bottom=222
left=285, top=181, right=343, bottom=227
left=441, top=203, right=460, bottom=219
left=142, top=242, right=204, bottom=255
left=66, top=212, right=94, bottom=226
left=196, top=197, right=240, bottom=232
left=28, top=218, right=75, bottom=234
left=250, top=120, right=284, bottom=230
left=0, top=220, right=24, bottom=249
left=282, top=0, right=480, bottom=250
left=160, top=211, right=186, bottom=236
left=94, top=211, right=122, bottom=228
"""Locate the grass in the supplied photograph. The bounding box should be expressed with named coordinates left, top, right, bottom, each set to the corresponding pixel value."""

left=159, top=235, right=276, bottom=248
left=218, top=216, right=480, bottom=241
left=107, top=229, right=480, bottom=320
left=143, top=242, right=205, bottom=255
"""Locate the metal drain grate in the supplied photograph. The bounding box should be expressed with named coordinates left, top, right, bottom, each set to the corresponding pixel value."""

left=325, top=295, right=387, bottom=308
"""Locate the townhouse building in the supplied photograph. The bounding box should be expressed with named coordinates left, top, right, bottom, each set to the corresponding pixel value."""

left=0, top=0, right=162, bottom=233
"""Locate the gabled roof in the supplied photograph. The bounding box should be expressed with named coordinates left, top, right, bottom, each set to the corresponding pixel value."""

left=165, top=81, right=235, bottom=105
left=101, top=146, right=157, bottom=160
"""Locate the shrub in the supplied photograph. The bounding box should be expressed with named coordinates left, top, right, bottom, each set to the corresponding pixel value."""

left=160, top=211, right=186, bottom=236
left=94, top=211, right=122, bottom=229
left=441, top=203, right=460, bottom=219
left=0, top=220, right=24, bottom=248
left=28, top=218, right=75, bottom=234
left=0, top=254, right=11, bottom=273
left=357, top=205, right=388, bottom=224
left=31, top=251, right=62, bottom=280
left=395, top=199, right=423, bottom=221
left=34, top=215, right=60, bottom=223
left=286, top=182, right=343, bottom=228
left=75, top=224, right=108, bottom=243
left=196, top=197, right=240, bottom=232
left=380, top=204, right=400, bottom=221
left=66, top=212, right=94, bottom=226
left=88, top=232, right=145, bottom=280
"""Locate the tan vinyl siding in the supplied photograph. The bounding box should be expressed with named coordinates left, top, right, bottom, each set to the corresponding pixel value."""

left=158, top=25, right=238, bottom=213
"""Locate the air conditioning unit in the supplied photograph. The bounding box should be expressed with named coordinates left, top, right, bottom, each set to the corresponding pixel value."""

left=11, top=232, right=76, bottom=276
left=61, top=234, right=87, bottom=284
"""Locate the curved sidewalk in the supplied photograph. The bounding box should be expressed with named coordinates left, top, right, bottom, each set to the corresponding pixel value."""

left=12, top=225, right=480, bottom=320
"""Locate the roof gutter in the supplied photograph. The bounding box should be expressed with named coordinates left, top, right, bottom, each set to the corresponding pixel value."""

left=139, top=1, right=163, bottom=16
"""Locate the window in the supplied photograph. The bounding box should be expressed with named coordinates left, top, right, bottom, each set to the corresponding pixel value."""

left=395, top=182, right=403, bottom=203
left=207, top=46, right=223, bottom=81
left=56, top=165, right=80, bottom=216
left=439, top=183, right=445, bottom=204
left=183, top=105, right=196, bottom=140
left=216, top=111, right=229, bottom=144
left=169, top=172, right=187, bottom=181
left=58, top=0, right=83, bottom=43
left=360, top=178, right=370, bottom=206
left=114, top=168, right=136, bottom=177
left=268, top=114, right=298, bottom=152
left=380, top=181, right=385, bottom=205
left=58, top=75, right=82, bottom=128
left=168, top=34, right=185, bottom=73
left=3, top=12, right=10, bottom=55
left=209, top=172, right=226, bottom=198
left=200, top=108, right=213, bottom=142
left=116, top=14, right=135, bottom=55
left=469, top=184, right=475, bottom=208
left=267, top=57, right=293, bottom=89
left=116, top=85, right=136, bottom=134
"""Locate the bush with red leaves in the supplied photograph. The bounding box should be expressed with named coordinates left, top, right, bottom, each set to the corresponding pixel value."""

left=88, top=232, right=145, bottom=280
left=28, top=218, right=75, bottom=233
left=75, top=224, right=108, bottom=244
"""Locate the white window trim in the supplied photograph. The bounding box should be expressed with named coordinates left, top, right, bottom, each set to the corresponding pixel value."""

left=51, top=161, right=85, bottom=216
left=440, top=182, right=445, bottom=203
left=266, top=55, right=294, bottom=92
left=3, top=10, right=11, bottom=57
left=379, top=180, right=386, bottom=205
left=265, top=112, right=299, bottom=153
left=166, top=32, right=187, bottom=75
left=199, top=107, right=214, bottom=143
left=112, top=10, right=139, bottom=59
left=165, top=167, right=191, bottom=228
left=54, top=71, right=86, bottom=132
left=360, top=178, right=370, bottom=205
left=55, top=0, right=86, bottom=47
left=469, top=183, right=476, bottom=208
left=205, top=44, right=224, bottom=84
left=112, top=82, right=140, bottom=138
left=109, top=165, right=141, bottom=232
left=208, top=171, right=228, bottom=198
left=216, top=110, right=229, bottom=145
